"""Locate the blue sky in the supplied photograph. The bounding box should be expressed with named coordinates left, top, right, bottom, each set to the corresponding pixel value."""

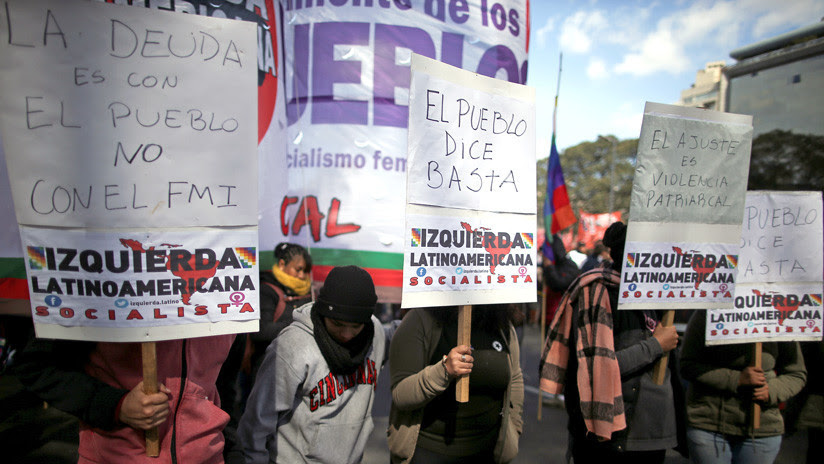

left=527, top=0, right=824, bottom=156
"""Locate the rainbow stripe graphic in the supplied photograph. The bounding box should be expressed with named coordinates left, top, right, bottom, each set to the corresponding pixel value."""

left=811, top=294, right=822, bottom=306
left=234, top=247, right=257, bottom=268
left=625, top=253, right=636, bottom=268
left=520, top=233, right=534, bottom=248
left=726, top=255, right=738, bottom=268
left=27, top=246, right=46, bottom=270
left=411, top=229, right=422, bottom=247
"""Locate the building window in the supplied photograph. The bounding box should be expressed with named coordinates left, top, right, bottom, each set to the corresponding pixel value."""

left=792, top=74, right=801, bottom=84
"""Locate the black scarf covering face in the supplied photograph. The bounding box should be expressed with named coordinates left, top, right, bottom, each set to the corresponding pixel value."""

left=311, top=305, right=375, bottom=376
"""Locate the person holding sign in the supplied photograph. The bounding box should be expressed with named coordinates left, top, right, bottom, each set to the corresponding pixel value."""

left=387, top=304, right=524, bottom=464
left=237, top=266, right=386, bottom=464
left=680, top=312, right=807, bottom=464
left=13, top=334, right=235, bottom=462
left=540, top=222, right=685, bottom=463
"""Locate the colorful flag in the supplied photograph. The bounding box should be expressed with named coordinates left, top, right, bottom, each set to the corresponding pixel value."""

left=541, top=54, right=576, bottom=262
left=542, top=134, right=576, bottom=261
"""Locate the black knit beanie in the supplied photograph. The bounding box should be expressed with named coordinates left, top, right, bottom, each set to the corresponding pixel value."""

left=313, top=266, right=377, bottom=323
left=603, top=221, right=627, bottom=271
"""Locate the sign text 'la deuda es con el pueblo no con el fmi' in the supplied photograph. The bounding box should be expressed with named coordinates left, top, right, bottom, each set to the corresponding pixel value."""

left=0, top=0, right=259, bottom=342
left=1, top=0, right=258, bottom=229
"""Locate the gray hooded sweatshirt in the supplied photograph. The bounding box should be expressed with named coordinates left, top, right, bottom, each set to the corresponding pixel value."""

left=238, top=303, right=386, bottom=464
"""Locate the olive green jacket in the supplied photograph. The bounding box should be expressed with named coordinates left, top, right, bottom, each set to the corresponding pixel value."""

left=680, top=313, right=807, bottom=437
left=387, top=308, right=524, bottom=463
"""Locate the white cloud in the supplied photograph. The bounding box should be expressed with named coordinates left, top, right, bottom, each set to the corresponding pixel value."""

left=746, top=0, right=824, bottom=38
left=614, top=28, right=691, bottom=76
left=602, top=4, right=654, bottom=47
left=614, top=1, right=739, bottom=76
left=612, top=0, right=824, bottom=77
left=559, top=10, right=608, bottom=54
left=535, top=17, right=556, bottom=48
left=609, top=103, right=645, bottom=140
left=587, top=58, right=608, bottom=79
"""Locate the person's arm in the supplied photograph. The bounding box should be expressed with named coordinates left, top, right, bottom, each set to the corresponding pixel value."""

left=762, top=342, right=807, bottom=406
left=13, top=337, right=130, bottom=430
left=615, top=337, right=663, bottom=376
left=390, top=310, right=455, bottom=411
left=679, top=314, right=743, bottom=393
left=238, top=336, right=305, bottom=464
left=15, top=337, right=172, bottom=431
left=614, top=318, right=677, bottom=377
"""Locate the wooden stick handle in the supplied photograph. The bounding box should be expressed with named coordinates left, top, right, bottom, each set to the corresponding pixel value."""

left=652, top=310, right=675, bottom=385
left=751, top=342, right=762, bottom=430
left=142, top=342, right=160, bottom=457
left=456, top=305, right=472, bottom=403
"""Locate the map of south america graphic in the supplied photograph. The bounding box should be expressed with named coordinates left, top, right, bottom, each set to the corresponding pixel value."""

left=120, top=239, right=219, bottom=305
left=460, top=222, right=513, bottom=274
left=673, top=246, right=720, bottom=289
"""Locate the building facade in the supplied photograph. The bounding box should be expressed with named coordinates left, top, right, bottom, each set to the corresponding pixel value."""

left=720, top=21, right=824, bottom=138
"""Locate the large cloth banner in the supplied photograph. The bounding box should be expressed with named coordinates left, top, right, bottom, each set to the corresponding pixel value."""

left=0, top=148, right=27, bottom=307
left=619, top=102, right=753, bottom=310
left=402, top=54, right=535, bottom=308
left=578, top=211, right=622, bottom=249
left=706, top=191, right=823, bottom=345
left=0, top=0, right=259, bottom=341
left=270, top=1, right=530, bottom=302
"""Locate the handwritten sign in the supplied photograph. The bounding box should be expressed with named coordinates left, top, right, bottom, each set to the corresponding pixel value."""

left=706, top=191, right=823, bottom=344
left=0, top=0, right=257, bottom=228
left=0, top=0, right=259, bottom=342
left=619, top=102, right=753, bottom=310
left=402, top=54, right=536, bottom=308
left=406, top=57, right=535, bottom=213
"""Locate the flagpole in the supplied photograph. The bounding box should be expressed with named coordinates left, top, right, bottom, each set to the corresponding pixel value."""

left=553, top=52, right=562, bottom=134
left=539, top=52, right=566, bottom=421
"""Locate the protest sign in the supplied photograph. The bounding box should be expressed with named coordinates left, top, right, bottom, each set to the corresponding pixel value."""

left=269, top=1, right=530, bottom=302
left=706, top=191, right=823, bottom=344
left=21, top=227, right=259, bottom=341
left=619, top=102, right=753, bottom=310
left=0, top=0, right=283, bottom=302
left=0, top=0, right=259, bottom=342
left=402, top=54, right=535, bottom=309
left=0, top=0, right=258, bottom=228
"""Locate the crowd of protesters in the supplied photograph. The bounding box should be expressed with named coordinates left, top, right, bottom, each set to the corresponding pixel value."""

left=539, top=222, right=815, bottom=464
left=7, top=233, right=821, bottom=464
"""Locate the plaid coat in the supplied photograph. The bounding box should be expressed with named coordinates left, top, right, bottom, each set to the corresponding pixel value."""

left=540, top=268, right=626, bottom=441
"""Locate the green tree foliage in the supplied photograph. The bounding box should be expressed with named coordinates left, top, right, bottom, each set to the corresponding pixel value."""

left=536, top=135, right=637, bottom=223
left=747, top=129, right=824, bottom=191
